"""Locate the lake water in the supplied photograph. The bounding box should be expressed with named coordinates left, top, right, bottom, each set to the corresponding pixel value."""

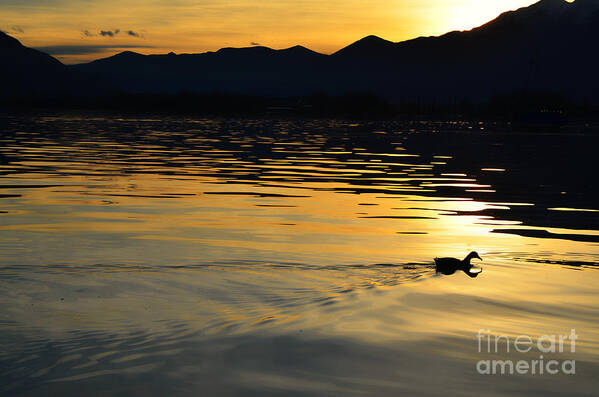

left=1, top=115, right=598, bottom=396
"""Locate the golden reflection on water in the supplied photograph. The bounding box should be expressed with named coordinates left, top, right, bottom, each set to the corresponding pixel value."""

left=0, top=117, right=598, bottom=395
left=1, top=116, right=598, bottom=268
left=2, top=174, right=595, bottom=265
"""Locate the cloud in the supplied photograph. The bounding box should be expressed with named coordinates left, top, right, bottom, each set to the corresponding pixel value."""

left=85, top=29, right=141, bottom=38
left=34, top=44, right=156, bottom=56
left=100, top=29, right=120, bottom=37
left=250, top=41, right=261, bottom=46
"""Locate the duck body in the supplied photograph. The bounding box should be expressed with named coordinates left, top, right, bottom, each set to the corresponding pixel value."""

left=435, top=251, right=482, bottom=277
left=434, top=257, right=464, bottom=275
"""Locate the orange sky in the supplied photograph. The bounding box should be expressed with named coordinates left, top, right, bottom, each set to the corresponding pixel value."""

left=1, top=0, right=548, bottom=64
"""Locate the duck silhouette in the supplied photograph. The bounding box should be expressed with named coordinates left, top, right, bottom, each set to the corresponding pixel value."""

left=435, top=251, right=483, bottom=278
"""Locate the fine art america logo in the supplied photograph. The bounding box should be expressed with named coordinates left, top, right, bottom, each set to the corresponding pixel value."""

left=476, top=329, right=577, bottom=375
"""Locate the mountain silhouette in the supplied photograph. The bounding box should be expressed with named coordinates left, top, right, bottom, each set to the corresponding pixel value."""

left=71, top=43, right=328, bottom=97
left=332, top=35, right=395, bottom=59
left=0, top=31, right=63, bottom=70
left=0, top=30, right=69, bottom=99
left=2, top=0, right=599, bottom=106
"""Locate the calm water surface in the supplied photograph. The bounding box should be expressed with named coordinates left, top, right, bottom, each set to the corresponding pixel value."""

left=1, top=115, right=598, bottom=396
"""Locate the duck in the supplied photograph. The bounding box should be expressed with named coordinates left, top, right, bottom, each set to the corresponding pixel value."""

left=435, top=251, right=483, bottom=278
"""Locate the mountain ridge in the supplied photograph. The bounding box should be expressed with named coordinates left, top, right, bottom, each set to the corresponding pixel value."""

left=60, top=0, right=590, bottom=64
left=2, top=0, right=599, bottom=105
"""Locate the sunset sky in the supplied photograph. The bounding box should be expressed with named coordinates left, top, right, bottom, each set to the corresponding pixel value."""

left=1, top=0, right=546, bottom=64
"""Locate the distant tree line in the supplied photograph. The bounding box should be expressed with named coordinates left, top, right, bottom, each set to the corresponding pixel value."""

left=3, top=91, right=598, bottom=123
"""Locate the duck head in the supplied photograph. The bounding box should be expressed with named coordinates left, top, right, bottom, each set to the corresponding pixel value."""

left=462, top=252, right=483, bottom=277
left=464, top=251, right=483, bottom=264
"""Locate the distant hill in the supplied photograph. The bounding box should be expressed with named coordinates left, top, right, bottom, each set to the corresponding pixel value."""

left=0, top=30, right=68, bottom=99
left=332, top=35, right=395, bottom=59
left=71, top=44, right=329, bottom=97
left=372, top=0, right=599, bottom=101
left=3, top=0, right=599, bottom=106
